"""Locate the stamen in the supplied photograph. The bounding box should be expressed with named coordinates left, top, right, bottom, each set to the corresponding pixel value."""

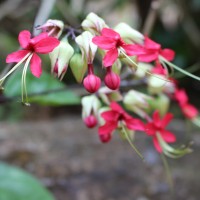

left=0, top=53, right=31, bottom=84
left=119, top=47, right=171, bottom=83
left=21, top=54, right=33, bottom=105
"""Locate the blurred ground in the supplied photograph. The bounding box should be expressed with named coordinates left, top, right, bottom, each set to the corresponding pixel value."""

left=0, top=112, right=200, bottom=200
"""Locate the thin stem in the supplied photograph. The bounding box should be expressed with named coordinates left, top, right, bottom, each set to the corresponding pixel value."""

left=159, top=56, right=200, bottom=81
left=160, top=153, right=174, bottom=191
left=121, top=125, right=144, bottom=161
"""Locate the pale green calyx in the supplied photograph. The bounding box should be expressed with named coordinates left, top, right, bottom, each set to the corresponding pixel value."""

left=81, top=95, right=101, bottom=118
left=81, top=12, right=108, bottom=35
left=124, top=90, right=152, bottom=111
left=49, top=38, right=74, bottom=80
left=75, top=31, right=97, bottom=64
left=114, top=23, right=144, bottom=44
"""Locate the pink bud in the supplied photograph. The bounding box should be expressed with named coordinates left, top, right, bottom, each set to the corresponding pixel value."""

left=104, top=70, right=120, bottom=90
left=83, top=115, right=97, bottom=128
left=99, top=133, right=111, bottom=143
left=83, top=74, right=101, bottom=93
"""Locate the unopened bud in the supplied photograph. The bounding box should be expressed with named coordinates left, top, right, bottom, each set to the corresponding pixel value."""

left=104, top=68, right=120, bottom=90
left=114, top=23, right=144, bottom=44
left=75, top=31, right=97, bottom=64
left=49, top=38, right=74, bottom=80
left=99, top=132, right=111, bottom=143
left=84, top=115, right=98, bottom=128
left=83, top=74, right=101, bottom=93
left=148, top=75, right=166, bottom=94
left=81, top=12, right=108, bottom=35
left=37, top=19, right=64, bottom=38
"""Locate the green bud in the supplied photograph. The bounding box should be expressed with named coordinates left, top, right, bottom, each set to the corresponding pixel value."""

left=148, top=75, right=166, bottom=94
left=70, top=53, right=87, bottom=83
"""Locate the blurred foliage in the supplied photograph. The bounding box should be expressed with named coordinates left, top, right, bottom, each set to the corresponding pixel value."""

left=0, top=162, right=54, bottom=200
left=4, top=69, right=80, bottom=106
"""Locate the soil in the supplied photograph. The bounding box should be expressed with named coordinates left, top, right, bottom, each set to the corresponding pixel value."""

left=0, top=112, right=200, bottom=200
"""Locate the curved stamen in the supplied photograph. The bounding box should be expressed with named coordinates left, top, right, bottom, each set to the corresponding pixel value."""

left=21, top=54, right=33, bottom=104
left=0, top=53, right=31, bottom=86
left=119, top=47, right=171, bottom=83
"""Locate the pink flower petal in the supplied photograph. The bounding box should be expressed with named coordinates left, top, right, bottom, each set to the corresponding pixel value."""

left=101, top=28, right=120, bottom=40
left=110, top=101, right=124, bottom=113
left=137, top=51, right=159, bottom=62
left=98, top=121, right=117, bottom=135
left=161, top=130, right=176, bottom=143
left=30, top=53, right=42, bottom=78
left=152, top=111, right=161, bottom=127
left=174, top=89, right=188, bottom=106
left=121, top=44, right=146, bottom=56
left=30, top=33, right=48, bottom=45
left=18, top=30, right=31, bottom=49
left=145, top=123, right=156, bottom=135
left=6, top=50, right=30, bottom=63
left=160, top=49, right=175, bottom=61
left=153, top=136, right=162, bottom=153
left=126, top=118, right=145, bottom=131
left=33, top=37, right=60, bottom=54
left=101, top=110, right=119, bottom=121
left=145, top=37, right=161, bottom=50
left=161, top=113, right=173, bottom=128
left=103, top=48, right=118, bottom=67
left=92, top=36, right=116, bottom=50
left=182, top=103, right=198, bottom=119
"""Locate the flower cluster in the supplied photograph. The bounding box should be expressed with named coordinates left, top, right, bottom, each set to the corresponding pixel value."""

left=1, top=13, right=198, bottom=159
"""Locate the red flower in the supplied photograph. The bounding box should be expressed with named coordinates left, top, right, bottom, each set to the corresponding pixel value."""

left=145, top=111, right=176, bottom=152
left=174, top=89, right=198, bottom=119
left=98, top=102, right=144, bottom=143
left=92, top=28, right=145, bottom=67
left=6, top=30, right=60, bottom=77
left=135, top=36, right=175, bottom=63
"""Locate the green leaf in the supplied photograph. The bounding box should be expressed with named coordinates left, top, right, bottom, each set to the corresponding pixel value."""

left=0, top=162, right=54, bottom=200
left=4, top=69, right=81, bottom=106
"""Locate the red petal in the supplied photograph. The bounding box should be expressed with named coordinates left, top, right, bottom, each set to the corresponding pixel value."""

left=121, top=44, right=146, bottom=56
left=125, top=118, right=145, bottom=131
left=30, top=53, right=42, bottom=78
left=6, top=50, right=30, bottom=63
left=153, top=111, right=161, bottom=127
left=161, top=113, right=173, bottom=128
left=153, top=137, right=162, bottom=153
left=103, top=48, right=118, bottom=67
left=174, top=89, right=188, bottom=106
left=161, top=130, right=176, bottom=143
left=137, top=51, right=159, bottom=62
left=33, top=37, right=60, bottom=54
left=145, top=123, right=156, bottom=135
left=110, top=102, right=124, bottom=113
left=101, top=28, right=120, bottom=40
left=98, top=121, right=117, bottom=135
left=18, top=30, right=31, bottom=49
left=101, top=110, right=119, bottom=121
left=92, top=36, right=116, bottom=50
left=160, top=49, right=175, bottom=61
left=144, top=37, right=161, bottom=50
left=30, top=33, right=48, bottom=45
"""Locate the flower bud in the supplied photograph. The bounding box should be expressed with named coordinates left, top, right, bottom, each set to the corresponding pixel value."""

left=124, top=90, right=152, bottom=114
left=37, top=19, right=64, bottom=38
left=81, top=12, right=108, bottom=35
left=114, top=23, right=144, bottom=44
left=84, top=115, right=98, bottom=128
left=83, top=74, right=101, bottom=93
left=75, top=31, right=97, bottom=64
left=104, top=68, right=120, bottom=90
left=99, top=132, right=111, bottom=143
left=49, top=38, right=74, bottom=80
left=147, top=75, right=166, bottom=94
left=135, top=63, right=153, bottom=78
